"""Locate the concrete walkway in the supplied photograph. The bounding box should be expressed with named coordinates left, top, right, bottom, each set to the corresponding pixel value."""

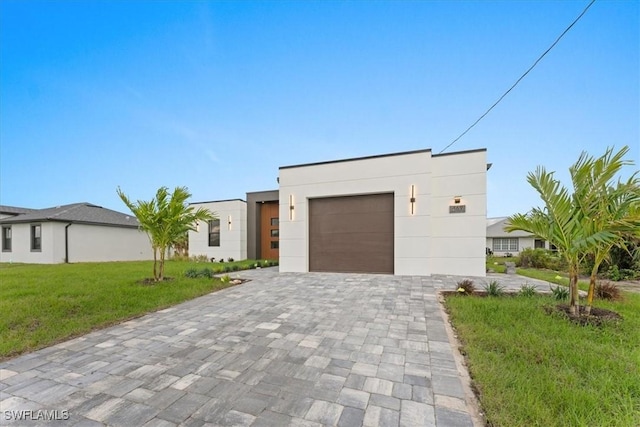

left=1, top=269, right=483, bottom=427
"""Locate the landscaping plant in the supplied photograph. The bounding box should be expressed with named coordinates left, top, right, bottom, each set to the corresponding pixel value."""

left=456, top=279, right=475, bottom=295
left=483, top=280, right=505, bottom=296
left=117, top=186, right=215, bottom=282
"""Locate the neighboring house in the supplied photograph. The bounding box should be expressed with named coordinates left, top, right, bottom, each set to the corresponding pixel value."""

left=486, top=217, right=551, bottom=256
left=0, top=203, right=153, bottom=264
left=188, top=199, right=247, bottom=261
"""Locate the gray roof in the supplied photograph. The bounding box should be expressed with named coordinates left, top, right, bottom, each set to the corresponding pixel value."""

left=0, top=205, right=37, bottom=215
left=0, top=203, right=140, bottom=228
left=486, top=217, right=532, bottom=238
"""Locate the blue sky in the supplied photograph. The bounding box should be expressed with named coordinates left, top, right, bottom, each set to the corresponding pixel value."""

left=1, top=0, right=638, bottom=218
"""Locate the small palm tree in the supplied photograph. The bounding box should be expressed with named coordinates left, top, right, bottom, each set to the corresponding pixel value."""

left=117, top=186, right=215, bottom=281
left=570, top=146, right=640, bottom=314
left=507, top=146, right=638, bottom=316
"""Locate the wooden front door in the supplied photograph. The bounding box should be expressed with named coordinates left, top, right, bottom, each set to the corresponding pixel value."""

left=260, top=202, right=279, bottom=260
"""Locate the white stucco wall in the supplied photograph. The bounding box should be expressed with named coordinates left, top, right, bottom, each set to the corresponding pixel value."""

left=0, top=222, right=63, bottom=264
left=68, top=224, right=153, bottom=262
left=188, top=200, right=247, bottom=261
left=278, top=149, right=487, bottom=277
left=0, top=222, right=153, bottom=263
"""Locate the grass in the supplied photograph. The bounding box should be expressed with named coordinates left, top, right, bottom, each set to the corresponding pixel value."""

left=445, top=293, right=640, bottom=426
left=516, top=267, right=591, bottom=291
left=0, top=259, right=271, bottom=359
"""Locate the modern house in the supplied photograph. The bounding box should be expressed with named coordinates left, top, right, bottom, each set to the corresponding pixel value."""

left=486, top=217, right=551, bottom=256
left=0, top=203, right=153, bottom=264
left=187, top=199, right=247, bottom=261
left=190, top=147, right=489, bottom=277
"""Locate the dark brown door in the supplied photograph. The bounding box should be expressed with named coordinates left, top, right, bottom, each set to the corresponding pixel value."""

left=260, top=202, right=279, bottom=260
left=309, top=193, right=394, bottom=274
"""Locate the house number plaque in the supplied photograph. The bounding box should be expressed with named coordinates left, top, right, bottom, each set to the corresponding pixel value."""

left=449, top=205, right=466, bottom=214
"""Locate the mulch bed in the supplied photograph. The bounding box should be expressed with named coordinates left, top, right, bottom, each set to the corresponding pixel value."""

left=546, top=304, right=622, bottom=326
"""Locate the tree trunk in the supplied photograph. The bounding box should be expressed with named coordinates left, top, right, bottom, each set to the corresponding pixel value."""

left=585, top=273, right=597, bottom=315
left=569, top=264, right=579, bottom=316
left=153, top=247, right=159, bottom=282
left=159, top=246, right=166, bottom=281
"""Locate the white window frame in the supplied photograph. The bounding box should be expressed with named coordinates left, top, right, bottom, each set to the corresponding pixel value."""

left=493, top=238, right=518, bottom=252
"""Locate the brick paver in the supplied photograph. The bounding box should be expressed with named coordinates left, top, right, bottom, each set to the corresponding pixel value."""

left=0, top=268, right=485, bottom=426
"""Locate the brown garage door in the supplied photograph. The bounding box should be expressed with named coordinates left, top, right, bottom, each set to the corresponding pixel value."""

left=309, top=193, right=394, bottom=274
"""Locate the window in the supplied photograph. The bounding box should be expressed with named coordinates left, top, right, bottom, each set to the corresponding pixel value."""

left=534, top=239, right=545, bottom=249
left=208, top=219, right=220, bottom=247
left=270, top=229, right=279, bottom=238
left=492, top=238, right=518, bottom=252
left=270, top=241, right=279, bottom=249
left=270, top=218, right=279, bottom=227
left=31, top=224, right=41, bottom=251
left=2, top=226, right=11, bottom=252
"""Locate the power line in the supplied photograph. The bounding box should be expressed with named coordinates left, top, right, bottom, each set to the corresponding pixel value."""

left=438, top=0, right=597, bottom=154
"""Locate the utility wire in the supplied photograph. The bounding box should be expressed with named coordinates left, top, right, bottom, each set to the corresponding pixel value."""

left=438, top=0, right=596, bottom=154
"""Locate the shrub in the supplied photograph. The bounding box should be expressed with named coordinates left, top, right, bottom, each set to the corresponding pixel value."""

left=184, top=268, right=200, bottom=278
left=550, top=285, right=569, bottom=301
left=518, top=248, right=548, bottom=269
left=456, top=279, right=475, bottom=295
left=620, top=268, right=640, bottom=281
left=606, top=265, right=621, bottom=281
left=484, top=280, right=506, bottom=297
left=184, top=267, right=214, bottom=278
left=519, top=284, right=537, bottom=297
left=595, top=281, right=622, bottom=301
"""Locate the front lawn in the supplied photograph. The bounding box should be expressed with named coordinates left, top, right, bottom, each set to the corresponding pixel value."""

left=445, top=292, right=640, bottom=426
left=0, top=260, right=269, bottom=359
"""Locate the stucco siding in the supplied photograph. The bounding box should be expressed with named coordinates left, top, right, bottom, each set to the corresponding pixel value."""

left=0, top=222, right=63, bottom=264
left=278, top=149, right=487, bottom=276
left=189, top=200, right=247, bottom=261
left=67, top=224, right=153, bottom=262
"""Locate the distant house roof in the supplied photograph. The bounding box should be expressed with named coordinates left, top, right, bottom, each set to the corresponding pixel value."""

left=0, top=203, right=140, bottom=228
left=486, top=217, right=532, bottom=238
left=0, top=205, right=37, bottom=216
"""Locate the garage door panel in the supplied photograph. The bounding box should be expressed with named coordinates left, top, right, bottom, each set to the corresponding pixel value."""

left=309, top=193, right=394, bottom=274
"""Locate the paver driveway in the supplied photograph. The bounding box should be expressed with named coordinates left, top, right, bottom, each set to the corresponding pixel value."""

left=1, top=269, right=477, bottom=427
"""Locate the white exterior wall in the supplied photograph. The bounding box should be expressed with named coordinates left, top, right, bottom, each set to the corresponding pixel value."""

left=68, top=224, right=153, bottom=262
left=0, top=222, right=65, bottom=263
left=278, top=149, right=487, bottom=276
left=189, top=200, right=247, bottom=261
left=429, top=151, right=487, bottom=276
left=0, top=222, right=153, bottom=263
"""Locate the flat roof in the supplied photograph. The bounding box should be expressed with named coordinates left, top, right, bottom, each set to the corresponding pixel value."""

left=279, top=147, right=487, bottom=170
left=189, top=198, right=246, bottom=205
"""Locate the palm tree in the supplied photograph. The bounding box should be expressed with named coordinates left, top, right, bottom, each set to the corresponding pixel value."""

left=506, top=146, right=638, bottom=316
left=570, top=146, right=640, bottom=314
left=117, top=186, right=215, bottom=281
left=506, top=167, right=586, bottom=315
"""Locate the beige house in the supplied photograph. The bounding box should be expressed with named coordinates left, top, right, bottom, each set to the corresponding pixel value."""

left=486, top=217, right=550, bottom=256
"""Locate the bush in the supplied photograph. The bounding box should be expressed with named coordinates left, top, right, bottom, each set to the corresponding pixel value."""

left=519, top=284, right=537, bottom=297
left=620, top=268, right=640, bottom=281
left=606, top=265, right=621, bottom=281
left=184, top=268, right=200, bottom=278
left=184, top=267, right=214, bottom=278
left=484, top=280, right=505, bottom=297
left=518, top=248, right=549, bottom=269
left=456, top=279, right=475, bottom=295
left=190, top=254, right=209, bottom=263
left=595, top=281, right=622, bottom=301
left=550, top=285, right=569, bottom=301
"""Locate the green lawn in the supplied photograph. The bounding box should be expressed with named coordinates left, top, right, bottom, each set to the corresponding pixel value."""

left=445, top=292, right=640, bottom=426
left=0, top=259, right=270, bottom=359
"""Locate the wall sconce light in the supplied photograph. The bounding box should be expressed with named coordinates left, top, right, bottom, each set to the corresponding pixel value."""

left=410, top=185, right=416, bottom=215
left=228, top=215, right=232, bottom=230
left=195, top=221, right=200, bottom=232
left=289, top=194, right=295, bottom=220
left=454, top=196, right=461, bottom=204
